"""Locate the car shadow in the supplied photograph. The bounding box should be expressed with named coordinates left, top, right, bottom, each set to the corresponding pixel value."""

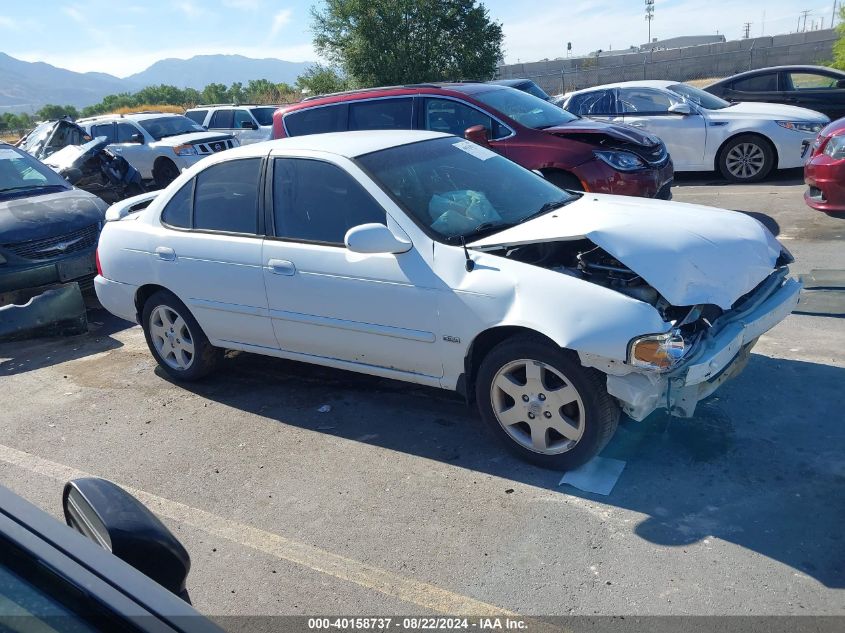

left=169, top=349, right=845, bottom=588
left=674, top=168, right=804, bottom=188
left=0, top=309, right=130, bottom=376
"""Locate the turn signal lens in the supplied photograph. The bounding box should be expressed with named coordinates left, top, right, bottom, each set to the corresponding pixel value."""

left=172, top=144, right=197, bottom=156
left=629, top=331, right=687, bottom=371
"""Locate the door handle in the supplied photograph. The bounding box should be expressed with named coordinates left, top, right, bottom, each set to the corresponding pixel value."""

left=267, top=259, right=296, bottom=276
left=155, top=246, right=175, bottom=261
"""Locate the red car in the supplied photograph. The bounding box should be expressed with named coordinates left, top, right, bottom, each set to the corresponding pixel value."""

left=804, top=116, right=845, bottom=214
left=273, top=83, right=674, bottom=199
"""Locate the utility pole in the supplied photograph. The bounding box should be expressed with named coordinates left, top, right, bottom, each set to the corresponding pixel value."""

left=645, top=0, right=655, bottom=43
left=833, top=1, right=839, bottom=29
left=742, top=22, right=752, bottom=39
left=800, top=9, right=811, bottom=32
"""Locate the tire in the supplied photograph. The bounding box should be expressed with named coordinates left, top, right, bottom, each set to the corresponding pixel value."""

left=475, top=335, right=619, bottom=470
left=544, top=170, right=583, bottom=191
left=141, top=290, right=221, bottom=381
left=718, top=134, right=775, bottom=183
left=153, top=159, right=180, bottom=189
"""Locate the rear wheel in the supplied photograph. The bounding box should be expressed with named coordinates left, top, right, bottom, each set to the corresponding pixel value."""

left=141, top=290, right=220, bottom=381
left=475, top=335, right=619, bottom=470
left=718, top=134, right=775, bottom=182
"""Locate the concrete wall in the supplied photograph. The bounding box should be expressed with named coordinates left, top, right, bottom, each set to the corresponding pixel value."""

left=497, top=29, right=838, bottom=96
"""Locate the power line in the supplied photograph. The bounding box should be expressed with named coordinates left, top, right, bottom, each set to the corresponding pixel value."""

left=799, top=9, right=812, bottom=32
left=742, top=22, right=752, bottom=38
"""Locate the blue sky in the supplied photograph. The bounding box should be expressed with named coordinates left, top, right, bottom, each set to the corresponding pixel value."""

left=0, top=0, right=836, bottom=77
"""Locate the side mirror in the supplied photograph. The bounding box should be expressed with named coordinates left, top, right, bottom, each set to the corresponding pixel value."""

left=240, top=121, right=258, bottom=130
left=668, top=102, right=692, bottom=115
left=129, top=133, right=144, bottom=144
left=464, top=124, right=491, bottom=146
left=345, top=223, right=412, bottom=254
left=63, top=478, right=191, bottom=601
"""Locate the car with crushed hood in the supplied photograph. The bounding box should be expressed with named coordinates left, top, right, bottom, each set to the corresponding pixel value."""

left=1, top=142, right=107, bottom=297
left=94, top=131, right=800, bottom=470
left=76, top=112, right=239, bottom=189
left=272, top=83, right=674, bottom=200
left=561, top=80, right=829, bottom=182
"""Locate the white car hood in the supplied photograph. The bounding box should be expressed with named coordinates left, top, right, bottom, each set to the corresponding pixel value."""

left=470, top=194, right=783, bottom=310
left=715, top=101, right=828, bottom=121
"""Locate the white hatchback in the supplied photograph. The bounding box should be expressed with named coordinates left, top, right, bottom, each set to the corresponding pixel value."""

left=562, top=80, right=828, bottom=182
left=95, top=131, right=801, bottom=469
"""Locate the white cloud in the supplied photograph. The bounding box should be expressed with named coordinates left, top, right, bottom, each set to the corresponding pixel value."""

left=0, top=16, right=16, bottom=29
left=178, top=1, right=204, bottom=18
left=62, top=6, right=85, bottom=23
left=222, top=0, right=262, bottom=9
left=270, top=9, right=293, bottom=36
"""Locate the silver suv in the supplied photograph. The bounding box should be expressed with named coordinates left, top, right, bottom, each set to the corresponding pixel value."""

left=76, top=112, right=239, bottom=188
left=184, top=105, right=277, bottom=145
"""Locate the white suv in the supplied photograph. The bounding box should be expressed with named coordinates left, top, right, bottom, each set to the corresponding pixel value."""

left=77, top=112, right=239, bottom=188
left=94, top=130, right=800, bottom=469
left=184, top=105, right=277, bottom=145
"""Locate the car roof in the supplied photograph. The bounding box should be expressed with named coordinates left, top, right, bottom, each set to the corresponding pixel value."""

left=706, top=65, right=845, bottom=87
left=283, top=82, right=507, bottom=111
left=213, top=130, right=450, bottom=160
left=488, top=79, right=531, bottom=87
left=78, top=112, right=184, bottom=123
left=566, top=80, right=678, bottom=96
left=187, top=104, right=279, bottom=109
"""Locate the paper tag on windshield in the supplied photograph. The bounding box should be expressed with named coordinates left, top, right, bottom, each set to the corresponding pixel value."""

left=453, top=140, right=497, bottom=161
left=0, top=149, right=21, bottom=160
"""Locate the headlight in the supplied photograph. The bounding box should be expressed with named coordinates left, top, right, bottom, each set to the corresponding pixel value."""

left=822, top=135, right=845, bottom=159
left=172, top=144, right=197, bottom=156
left=594, top=150, right=647, bottom=172
left=628, top=330, right=689, bottom=371
left=777, top=121, right=825, bottom=134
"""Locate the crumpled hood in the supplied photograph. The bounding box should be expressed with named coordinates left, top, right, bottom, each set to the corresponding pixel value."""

left=542, top=118, right=660, bottom=146
left=470, top=194, right=783, bottom=309
left=154, top=132, right=235, bottom=147
left=717, top=101, right=829, bottom=122
left=0, top=189, right=107, bottom=244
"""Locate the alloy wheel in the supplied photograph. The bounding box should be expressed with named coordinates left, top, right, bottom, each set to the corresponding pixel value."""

left=490, top=359, right=585, bottom=455
left=149, top=305, right=195, bottom=371
left=725, top=142, right=766, bottom=179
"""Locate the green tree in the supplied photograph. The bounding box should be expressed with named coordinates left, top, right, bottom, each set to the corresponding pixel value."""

left=36, top=104, right=79, bottom=120
left=295, top=64, right=349, bottom=95
left=833, top=7, right=845, bottom=70
left=311, top=0, right=503, bottom=86
left=200, top=82, right=230, bottom=104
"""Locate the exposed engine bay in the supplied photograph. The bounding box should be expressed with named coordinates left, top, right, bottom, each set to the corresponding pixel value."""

left=487, top=238, right=724, bottom=329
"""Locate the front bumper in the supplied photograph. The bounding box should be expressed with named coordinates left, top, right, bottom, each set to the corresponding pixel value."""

left=0, top=250, right=97, bottom=295
left=607, top=270, right=802, bottom=420
left=573, top=157, right=674, bottom=199
left=804, top=154, right=845, bottom=213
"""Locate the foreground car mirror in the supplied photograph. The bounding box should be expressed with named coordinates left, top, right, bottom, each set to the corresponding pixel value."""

left=63, top=478, right=191, bottom=600
left=129, top=133, right=144, bottom=144
left=464, top=125, right=490, bottom=146
left=345, top=223, right=412, bottom=254
left=668, top=102, right=692, bottom=115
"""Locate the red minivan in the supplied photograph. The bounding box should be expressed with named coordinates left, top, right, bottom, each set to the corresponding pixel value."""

left=273, top=83, right=674, bottom=199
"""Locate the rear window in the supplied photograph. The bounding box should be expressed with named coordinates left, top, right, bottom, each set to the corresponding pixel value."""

left=209, top=110, right=234, bottom=129
left=284, top=104, right=348, bottom=136
left=185, top=110, right=208, bottom=125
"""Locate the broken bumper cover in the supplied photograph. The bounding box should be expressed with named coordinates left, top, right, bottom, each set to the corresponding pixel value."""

left=607, top=270, right=802, bottom=420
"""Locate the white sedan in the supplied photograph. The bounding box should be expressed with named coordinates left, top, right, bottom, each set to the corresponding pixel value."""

left=561, top=80, right=828, bottom=182
left=95, top=131, right=801, bottom=469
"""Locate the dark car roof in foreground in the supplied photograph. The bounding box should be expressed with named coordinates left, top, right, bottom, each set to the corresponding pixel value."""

left=0, top=483, right=222, bottom=633
left=707, top=65, right=845, bottom=87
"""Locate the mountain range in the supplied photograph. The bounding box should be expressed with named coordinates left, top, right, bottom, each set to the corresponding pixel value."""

left=0, top=53, right=314, bottom=113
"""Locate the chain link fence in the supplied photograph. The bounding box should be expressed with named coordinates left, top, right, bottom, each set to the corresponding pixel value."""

left=496, top=29, right=838, bottom=97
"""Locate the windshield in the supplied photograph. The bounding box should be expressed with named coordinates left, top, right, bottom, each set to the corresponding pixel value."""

left=473, top=87, right=578, bottom=129
left=357, top=137, right=577, bottom=242
left=138, top=116, right=205, bottom=140
left=250, top=107, right=277, bottom=126
left=667, top=83, right=731, bottom=110
left=0, top=145, right=70, bottom=197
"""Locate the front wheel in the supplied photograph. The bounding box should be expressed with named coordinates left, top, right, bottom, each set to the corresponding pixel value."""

left=141, top=290, right=221, bottom=381
left=718, top=135, right=775, bottom=182
left=475, top=336, right=619, bottom=470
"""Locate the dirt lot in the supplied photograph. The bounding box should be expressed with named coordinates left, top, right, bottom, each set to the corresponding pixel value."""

left=1, top=169, right=843, bottom=620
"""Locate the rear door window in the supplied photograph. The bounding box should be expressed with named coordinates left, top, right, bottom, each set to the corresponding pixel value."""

left=192, top=158, right=261, bottom=234
left=348, top=98, right=413, bottom=131
left=161, top=180, right=193, bottom=228
left=732, top=74, right=778, bottom=92
left=283, top=104, right=348, bottom=136
left=209, top=109, right=234, bottom=129
left=90, top=123, right=115, bottom=143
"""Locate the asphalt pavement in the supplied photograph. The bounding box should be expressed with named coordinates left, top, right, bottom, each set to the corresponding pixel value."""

left=0, top=169, right=842, bottom=620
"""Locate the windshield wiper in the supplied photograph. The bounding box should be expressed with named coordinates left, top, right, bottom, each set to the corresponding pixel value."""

left=0, top=184, right=66, bottom=194
left=448, top=221, right=515, bottom=244
left=517, top=197, right=578, bottom=224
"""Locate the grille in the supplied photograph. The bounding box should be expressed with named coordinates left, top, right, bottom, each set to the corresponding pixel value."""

left=195, top=139, right=235, bottom=155
left=3, top=223, right=100, bottom=261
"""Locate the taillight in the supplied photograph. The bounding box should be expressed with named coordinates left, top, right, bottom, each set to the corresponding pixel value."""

left=95, top=248, right=103, bottom=277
